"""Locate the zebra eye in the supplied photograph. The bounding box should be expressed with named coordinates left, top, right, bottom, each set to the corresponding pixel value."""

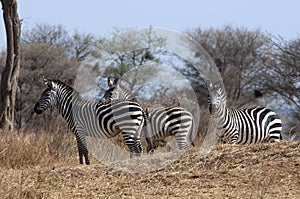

left=52, top=84, right=58, bottom=90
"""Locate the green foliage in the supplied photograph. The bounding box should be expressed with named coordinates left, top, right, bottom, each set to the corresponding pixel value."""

left=96, top=27, right=166, bottom=78
left=105, top=63, right=131, bottom=77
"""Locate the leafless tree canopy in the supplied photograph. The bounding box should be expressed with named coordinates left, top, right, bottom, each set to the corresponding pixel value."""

left=186, top=26, right=271, bottom=106
left=265, top=36, right=300, bottom=117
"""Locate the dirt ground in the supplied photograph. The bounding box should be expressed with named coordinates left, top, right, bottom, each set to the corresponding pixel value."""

left=0, top=141, right=299, bottom=199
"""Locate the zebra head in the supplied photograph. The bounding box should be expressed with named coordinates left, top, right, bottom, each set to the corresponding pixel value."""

left=100, top=77, right=118, bottom=103
left=34, top=78, right=59, bottom=114
left=208, top=87, right=227, bottom=117
left=100, top=76, right=134, bottom=103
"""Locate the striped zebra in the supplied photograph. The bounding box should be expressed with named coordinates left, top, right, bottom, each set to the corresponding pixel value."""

left=100, top=77, right=135, bottom=104
left=34, top=78, right=145, bottom=165
left=208, top=85, right=282, bottom=144
left=101, top=77, right=195, bottom=153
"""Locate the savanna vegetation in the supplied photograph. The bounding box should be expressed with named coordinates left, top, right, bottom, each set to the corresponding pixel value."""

left=0, top=129, right=299, bottom=198
left=0, top=0, right=299, bottom=198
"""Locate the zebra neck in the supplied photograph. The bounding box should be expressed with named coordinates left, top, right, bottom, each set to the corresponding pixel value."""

left=57, top=91, right=81, bottom=122
left=220, top=107, right=229, bottom=125
left=215, top=106, right=228, bottom=126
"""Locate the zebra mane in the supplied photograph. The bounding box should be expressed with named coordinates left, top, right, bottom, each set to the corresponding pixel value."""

left=111, top=84, right=132, bottom=100
left=209, top=87, right=227, bottom=104
left=45, top=78, right=81, bottom=98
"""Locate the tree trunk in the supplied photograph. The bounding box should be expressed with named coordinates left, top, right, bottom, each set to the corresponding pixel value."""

left=0, top=0, right=21, bottom=131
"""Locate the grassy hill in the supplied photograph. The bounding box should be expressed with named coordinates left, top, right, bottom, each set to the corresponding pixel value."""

left=0, top=130, right=299, bottom=198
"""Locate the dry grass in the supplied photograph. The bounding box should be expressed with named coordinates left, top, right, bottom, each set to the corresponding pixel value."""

left=0, top=129, right=300, bottom=198
left=0, top=129, right=78, bottom=169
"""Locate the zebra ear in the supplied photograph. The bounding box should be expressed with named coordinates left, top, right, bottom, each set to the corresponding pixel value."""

left=44, top=78, right=55, bottom=89
left=44, top=77, right=49, bottom=86
left=108, top=76, right=114, bottom=88
left=114, top=77, right=119, bottom=85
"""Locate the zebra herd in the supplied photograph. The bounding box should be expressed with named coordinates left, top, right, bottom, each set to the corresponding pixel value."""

left=34, top=78, right=283, bottom=165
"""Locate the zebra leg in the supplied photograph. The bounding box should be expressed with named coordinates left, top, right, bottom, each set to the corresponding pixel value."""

left=266, top=114, right=282, bottom=142
left=268, top=127, right=283, bottom=142
left=175, top=122, right=194, bottom=150
left=133, top=122, right=144, bottom=156
left=121, top=116, right=144, bottom=157
left=133, top=136, right=143, bottom=156
left=268, top=131, right=282, bottom=142
left=144, top=126, right=154, bottom=154
left=188, top=122, right=195, bottom=147
left=146, top=137, right=154, bottom=154
left=175, top=131, right=189, bottom=150
left=228, top=131, right=239, bottom=144
left=75, top=132, right=90, bottom=165
left=122, top=132, right=137, bottom=158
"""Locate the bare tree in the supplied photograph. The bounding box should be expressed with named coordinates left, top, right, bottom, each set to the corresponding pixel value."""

left=22, top=23, right=98, bottom=62
left=0, top=0, right=21, bottom=131
left=265, top=36, right=300, bottom=117
left=71, top=30, right=98, bottom=62
left=186, top=26, right=270, bottom=106
left=21, top=24, right=71, bottom=51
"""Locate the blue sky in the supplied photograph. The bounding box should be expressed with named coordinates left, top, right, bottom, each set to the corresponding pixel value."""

left=1, top=0, right=300, bottom=49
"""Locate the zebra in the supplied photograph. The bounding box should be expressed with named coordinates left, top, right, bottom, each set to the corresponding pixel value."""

left=100, top=77, right=195, bottom=153
left=208, top=85, right=282, bottom=144
left=100, top=77, right=135, bottom=104
left=34, top=78, right=145, bottom=165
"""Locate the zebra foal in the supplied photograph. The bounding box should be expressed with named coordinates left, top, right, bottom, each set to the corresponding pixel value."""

left=34, top=78, right=144, bottom=165
left=208, top=85, right=282, bottom=144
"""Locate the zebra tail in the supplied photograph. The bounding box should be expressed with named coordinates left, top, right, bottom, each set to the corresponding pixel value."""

left=189, top=119, right=196, bottom=147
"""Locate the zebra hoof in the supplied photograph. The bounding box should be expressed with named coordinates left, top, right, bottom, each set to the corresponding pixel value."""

left=148, top=149, right=154, bottom=154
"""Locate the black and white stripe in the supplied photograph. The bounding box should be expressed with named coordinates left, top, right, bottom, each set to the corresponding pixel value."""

left=101, top=77, right=194, bottom=152
left=208, top=86, right=282, bottom=144
left=144, top=106, right=194, bottom=152
left=34, top=78, right=144, bottom=165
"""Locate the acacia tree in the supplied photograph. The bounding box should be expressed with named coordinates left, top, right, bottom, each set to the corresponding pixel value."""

left=0, top=0, right=21, bottom=131
left=96, top=27, right=166, bottom=94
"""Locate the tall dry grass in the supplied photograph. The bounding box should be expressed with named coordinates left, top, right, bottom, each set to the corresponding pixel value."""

left=0, top=129, right=78, bottom=169
left=0, top=111, right=211, bottom=170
